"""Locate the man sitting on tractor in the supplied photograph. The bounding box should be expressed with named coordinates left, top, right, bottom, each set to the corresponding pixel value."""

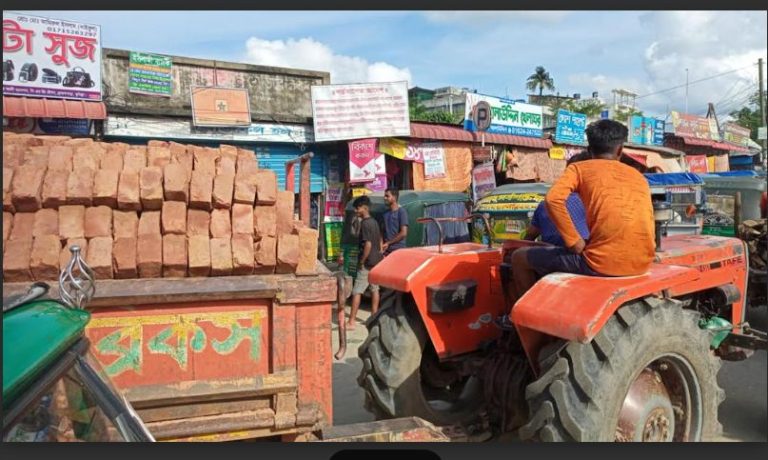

left=501, top=119, right=655, bottom=325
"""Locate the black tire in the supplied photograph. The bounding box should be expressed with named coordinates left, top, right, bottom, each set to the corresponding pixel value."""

left=519, top=297, right=725, bottom=442
left=357, top=293, right=483, bottom=426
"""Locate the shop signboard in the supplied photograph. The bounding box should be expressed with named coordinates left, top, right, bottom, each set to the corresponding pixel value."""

left=464, top=92, right=543, bottom=138
left=324, top=222, right=343, bottom=262
left=554, top=109, right=587, bottom=145
left=629, top=116, right=665, bottom=146
left=549, top=147, right=566, bottom=160
left=2, top=12, right=102, bottom=101
left=128, top=51, right=172, bottom=97
left=722, top=122, right=751, bottom=147
left=471, top=163, right=497, bottom=201
left=379, top=137, right=407, bottom=159
left=311, top=81, right=410, bottom=142
left=4, top=117, right=91, bottom=135
left=323, top=183, right=344, bottom=223
left=421, top=143, right=446, bottom=180
left=191, top=87, right=251, bottom=127
left=685, top=155, right=709, bottom=173
left=671, top=111, right=720, bottom=141
left=348, top=138, right=378, bottom=183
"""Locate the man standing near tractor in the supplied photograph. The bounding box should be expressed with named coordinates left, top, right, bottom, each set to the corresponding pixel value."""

left=348, top=195, right=384, bottom=329
left=508, top=119, right=656, bottom=307
left=382, top=188, right=409, bottom=256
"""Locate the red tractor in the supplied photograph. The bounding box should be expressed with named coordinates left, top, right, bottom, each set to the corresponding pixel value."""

left=357, top=213, right=767, bottom=442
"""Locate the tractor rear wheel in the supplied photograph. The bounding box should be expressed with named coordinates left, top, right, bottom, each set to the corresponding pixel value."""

left=519, top=297, right=724, bottom=442
left=357, top=292, right=483, bottom=426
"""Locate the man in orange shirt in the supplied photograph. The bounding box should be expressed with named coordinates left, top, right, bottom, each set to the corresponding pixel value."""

left=507, top=119, right=656, bottom=308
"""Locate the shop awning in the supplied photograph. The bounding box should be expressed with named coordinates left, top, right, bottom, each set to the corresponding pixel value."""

left=623, top=147, right=682, bottom=173
left=3, top=96, right=107, bottom=120
left=675, top=135, right=747, bottom=152
left=409, top=122, right=552, bottom=149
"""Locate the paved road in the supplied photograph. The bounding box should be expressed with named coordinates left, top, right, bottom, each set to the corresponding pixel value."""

left=331, top=305, right=767, bottom=442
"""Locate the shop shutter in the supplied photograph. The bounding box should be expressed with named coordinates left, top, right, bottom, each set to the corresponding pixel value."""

left=250, top=144, right=325, bottom=193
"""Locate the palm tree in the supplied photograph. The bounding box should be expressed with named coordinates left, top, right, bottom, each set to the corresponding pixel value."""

left=526, top=66, right=555, bottom=96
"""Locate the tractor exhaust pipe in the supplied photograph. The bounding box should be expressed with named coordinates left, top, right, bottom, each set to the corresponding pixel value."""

left=652, top=201, right=672, bottom=252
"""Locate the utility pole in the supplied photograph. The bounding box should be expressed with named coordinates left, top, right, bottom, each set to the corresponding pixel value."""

left=759, top=58, right=766, bottom=157
left=685, top=68, right=689, bottom=114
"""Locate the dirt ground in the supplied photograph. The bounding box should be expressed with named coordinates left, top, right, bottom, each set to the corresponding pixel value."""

left=331, top=302, right=767, bottom=442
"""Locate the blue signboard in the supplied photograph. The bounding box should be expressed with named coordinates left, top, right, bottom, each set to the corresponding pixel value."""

left=554, top=109, right=587, bottom=145
left=629, top=116, right=665, bottom=146
left=37, top=118, right=91, bottom=135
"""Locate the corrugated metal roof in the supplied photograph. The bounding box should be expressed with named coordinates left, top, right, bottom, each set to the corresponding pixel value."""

left=3, top=96, right=107, bottom=120
left=408, top=122, right=552, bottom=149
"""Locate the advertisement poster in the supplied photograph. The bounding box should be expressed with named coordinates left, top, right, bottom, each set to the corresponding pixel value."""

left=464, top=92, right=543, bottom=138
left=629, top=116, right=665, bottom=146
left=324, top=222, right=343, bottom=262
left=471, top=163, right=497, bottom=201
left=348, top=138, right=378, bottom=182
left=549, top=147, right=566, bottom=160
left=2, top=12, right=102, bottom=101
left=379, top=137, right=407, bottom=159
left=421, top=143, right=447, bottom=180
left=671, top=111, right=719, bottom=141
left=311, top=81, right=411, bottom=142
left=323, top=183, right=345, bottom=223
left=554, top=109, right=587, bottom=145
left=128, top=51, right=172, bottom=97
left=722, top=122, right=751, bottom=147
left=685, top=155, right=709, bottom=173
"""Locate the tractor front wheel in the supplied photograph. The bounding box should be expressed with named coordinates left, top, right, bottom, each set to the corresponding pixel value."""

left=519, top=297, right=725, bottom=442
left=357, top=293, right=483, bottom=426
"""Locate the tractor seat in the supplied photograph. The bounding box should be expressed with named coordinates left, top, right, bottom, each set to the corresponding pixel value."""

left=512, top=264, right=700, bottom=343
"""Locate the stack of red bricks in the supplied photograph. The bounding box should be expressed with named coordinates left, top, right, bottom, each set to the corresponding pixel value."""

left=3, top=133, right=319, bottom=282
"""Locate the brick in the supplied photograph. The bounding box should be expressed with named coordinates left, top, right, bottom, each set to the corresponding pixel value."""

left=38, top=135, right=71, bottom=146
left=33, top=209, right=59, bottom=238
left=113, top=210, right=139, bottom=239
left=275, top=190, right=296, bottom=235
left=233, top=170, right=257, bottom=205
left=189, top=170, right=213, bottom=211
left=161, top=201, right=187, bottom=235
left=138, top=211, right=161, bottom=236
left=41, top=169, right=69, bottom=209
left=64, top=138, right=93, bottom=147
left=163, top=163, right=190, bottom=202
left=219, top=145, right=238, bottom=157
left=86, top=236, right=113, bottom=279
left=3, top=168, right=15, bottom=212
left=106, top=142, right=129, bottom=156
left=73, top=147, right=99, bottom=171
left=48, top=145, right=74, bottom=171
left=232, top=203, right=254, bottom=237
left=30, top=235, right=61, bottom=280
left=253, top=205, right=277, bottom=238
left=3, top=239, right=33, bottom=282
left=237, top=149, right=259, bottom=174
left=137, top=233, right=163, bottom=278
left=3, top=212, right=12, bottom=246
left=139, top=167, right=164, bottom=210
left=112, top=237, right=138, bottom=279
left=193, top=147, right=218, bottom=174
left=188, top=235, right=211, bottom=277
left=58, top=205, right=85, bottom=240
left=59, top=238, right=87, bottom=272
left=296, top=228, right=319, bottom=275
left=92, top=168, right=120, bottom=208
left=170, top=143, right=193, bottom=180
left=148, top=147, right=172, bottom=168
left=3, top=144, right=25, bottom=169
left=210, top=209, right=231, bottom=238
left=162, top=234, right=187, bottom=277
left=210, top=238, right=233, bottom=276
left=276, top=233, right=299, bottom=274
left=231, top=234, right=254, bottom=275
left=11, top=164, right=46, bottom=212
left=255, top=170, right=277, bottom=205
left=148, top=140, right=169, bottom=148
left=66, top=167, right=94, bottom=206
left=123, top=149, right=147, bottom=173
left=23, top=146, right=50, bottom=168
left=212, top=173, right=235, bottom=209
left=84, top=206, right=112, bottom=238
left=99, top=148, right=124, bottom=171
left=254, top=235, right=277, bottom=275
left=117, top=171, right=141, bottom=211
left=187, top=209, right=210, bottom=237
left=216, top=153, right=237, bottom=176
left=10, top=213, right=35, bottom=241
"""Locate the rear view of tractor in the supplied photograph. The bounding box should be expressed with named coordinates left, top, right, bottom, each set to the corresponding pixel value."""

left=357, top=214, right=767, bottom=442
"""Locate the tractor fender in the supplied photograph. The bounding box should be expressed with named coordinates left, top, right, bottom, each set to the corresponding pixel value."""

left=511, top=263, right=701, bottom=346
left=368, top=243, right=506, bottom=359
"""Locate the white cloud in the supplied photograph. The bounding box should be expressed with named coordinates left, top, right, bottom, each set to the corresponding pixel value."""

left=243, top=36, right=411, bottom=85
left=423, top=11, right=570, bottom=26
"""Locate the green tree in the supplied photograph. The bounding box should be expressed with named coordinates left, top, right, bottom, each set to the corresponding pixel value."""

left=526, top=66, right=555, bottom=96
left=729, top=91, right=767, bottom=142
left=612, top=106, right=644, bottom=123
left=566, top=99, right=608, bottom=119
left=408, top=96, right=462, bottom=124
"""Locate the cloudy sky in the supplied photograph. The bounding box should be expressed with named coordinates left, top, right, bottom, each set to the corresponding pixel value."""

left=16, top=10, right=767, bottom=119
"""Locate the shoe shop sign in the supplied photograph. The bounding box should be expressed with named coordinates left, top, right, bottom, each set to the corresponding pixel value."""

left=3, top=12, right=102, bottom=101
